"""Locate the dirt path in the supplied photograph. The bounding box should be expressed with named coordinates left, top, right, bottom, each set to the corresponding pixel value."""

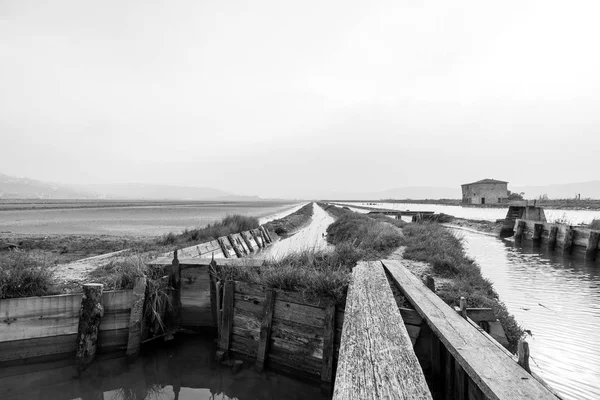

left=257, top=203, right=334, bottom=260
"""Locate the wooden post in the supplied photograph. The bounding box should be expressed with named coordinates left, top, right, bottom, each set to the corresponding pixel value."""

left=533, top=223, right=544, bottom=245
left=321, top=302, right=336, bottom=382
left=258, top=228, right=269, bottom=247
left=563, top=227, right=574, bottom=255
left=459, top=297, right=467, bottom=319
left=444, top=347, right=455, bottom=400
left=518, top=339, right=531, bottom=373
left=217, top=237, right=231, bottom=258
left=547, top=226, right=558, bottom=251
left=170, top=250, right=181, bottom=327
left=227, top=235, right=243, bottom=258
left=586, top=231, right=599, bottom=261
left=219, top=281, right=234, bottom=353
left=76, top=283, right=104, bottom=372
left=255, top=289, right=275, bottom=371
left=126, top=276, right=147, bottom=359
left=426, top=275, right=435, bottom=292
left=215, top=280, right=222, bottom=340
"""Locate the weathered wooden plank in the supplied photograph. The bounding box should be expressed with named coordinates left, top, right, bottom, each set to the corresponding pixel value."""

left=332, top=261, right=432, bottom=400
left=562, top=227, right=574, bottom=255
left=445, top=346, right=455, bottom=399
left=384, top=259, right=558, bottom=400
left=97, top=328, right=128, bottom=352
left=468, top=376, right=486, bottom=400
left=0, top=334, right=78, bottom=363
left=455, top=359, right=467, bottom=399
left=76, top=283, right=104, bottom=371
left=321, top=302, right=336, bottom=382
left=260, top=225, right=272, bottom=243
left=233, top=233, right=251, bottom=255
left=430, top=333, right=442, bottom=394
left=268, top=345, right=322, bottom=375
left=235, top=280, right=332, bottom=308
left=217, top=237, right=236, bottom=258
left=180, top=267, right=212, bottom=328
left=255, top=289, right=275, bottom=370
left=240, top=231, right=256, bottom=252
left=231, top=333, right=258, bottom=356
left=219, top=281, right=234, bottom=352
left=548, top=226, right=558, bottom=251
left=400, top=307, right=423, bottom=325
left=227, top=234, right=244, bottom=258
left=251, top=229, right=265, bottom=248
left=464, top=308, right=496, bottom=323
left=533, top=223, right=544, bottom=243
left=0, top=294, right=82, bottom=341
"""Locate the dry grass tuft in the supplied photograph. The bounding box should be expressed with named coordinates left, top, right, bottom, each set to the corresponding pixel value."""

left=0, top=250, right=58, bottom=299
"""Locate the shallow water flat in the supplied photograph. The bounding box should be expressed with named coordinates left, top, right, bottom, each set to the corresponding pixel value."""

left=0, top=200, right=300, bottom=236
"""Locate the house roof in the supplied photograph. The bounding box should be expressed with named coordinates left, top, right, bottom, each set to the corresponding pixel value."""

left=462, top=178, right=508, bottom=186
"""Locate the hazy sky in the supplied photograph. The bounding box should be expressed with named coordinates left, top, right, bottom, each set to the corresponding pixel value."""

left=1, top=1, right=599, bottom=198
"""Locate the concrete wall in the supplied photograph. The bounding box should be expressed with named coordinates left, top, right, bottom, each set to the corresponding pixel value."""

left=461, top=183, right=508, bottom=204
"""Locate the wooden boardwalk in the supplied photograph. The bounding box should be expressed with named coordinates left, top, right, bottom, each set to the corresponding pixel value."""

left=382, top=259, right=558, bottom=400
left=333, top=261, right=432, bottom=399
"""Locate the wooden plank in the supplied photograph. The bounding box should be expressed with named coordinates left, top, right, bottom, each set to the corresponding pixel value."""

left=430, top=333, right=442, bottom=395
left=232, top=233, right=250, bottom=255
left=533, top=223, right=544, bottom=243
left=321, top=302, right=335, bottom=382
left=240, top=231, right=256, bottom=252
left=255, top=289, right=275, bottom=371
left=547, top=226, right=558, bottom=251
left=400, top=307, right=423, bottom=325
left=468, top=377, right=486, bottom=400
left=260, top=225, right=273, bottom=243
left=0, top=334, right=77, bottom=363
left=235, top=280, right=331, bottom=308
left=251, top=229, right=265, bottom=248
left=464, top=308, right=496, bottom=323
left=219, top=281, right=234, bottom=352
left=332, top=261, right=432, bottom=400
left=445, top=346, right=455, bottom=400
left=383, top=259, right=558, bottom=400
left=180, top=266, right=211, bottom=328
left=100, top=290, right=134, bottom=331
left=217, top=237, right=234, bottom=258
left=586, top=231, right=600, bottom=260
left=97, top=328, right=129, bottom=352
left=227, top=234, right=243, bottom=258
left=0, top=293, right=82, bottom=341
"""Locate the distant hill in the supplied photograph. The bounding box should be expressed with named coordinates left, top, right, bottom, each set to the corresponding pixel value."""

left=0, top=173, right=259, bottom=201
left=74, top=183, right=260, bottom=201
left=0, top=173, right=96, bottom=199
left=512, top=180, right=600, bottom=200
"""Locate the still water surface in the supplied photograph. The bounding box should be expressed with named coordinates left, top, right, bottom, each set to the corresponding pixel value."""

left=455, top=228, right=600, bottom=400
left=0, top=334, right=329, bottom=400
left=339, top=202, right=600, bottom=225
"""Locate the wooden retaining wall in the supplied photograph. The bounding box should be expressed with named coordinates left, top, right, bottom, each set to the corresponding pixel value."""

left=514, top=219, right=600, bottom=259
left=0, top=290, right=133, bottom=365
left=383, top=259, right=558, bottom=400
left=216, top=279, right=343, bottom=381
left=159, top=225, right=275, bottom=261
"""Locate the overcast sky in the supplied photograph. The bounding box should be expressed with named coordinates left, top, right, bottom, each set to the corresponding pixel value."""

left=1, top=1, right=599, bottom=198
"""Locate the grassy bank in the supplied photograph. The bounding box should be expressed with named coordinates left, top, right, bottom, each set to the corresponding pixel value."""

left=401, top=222, right=524, bottom=352
left=0, top=251, right=57, bottom=299
left=263, top=202, right=313, bottom=237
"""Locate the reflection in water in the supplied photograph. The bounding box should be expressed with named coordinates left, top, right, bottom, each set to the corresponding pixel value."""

left=0, top=334, right=329, bottom=400
left=455, top=229, right=600, bottom=400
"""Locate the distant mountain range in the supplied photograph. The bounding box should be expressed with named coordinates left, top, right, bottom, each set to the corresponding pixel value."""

left=0, top=173, right=259, bottom=201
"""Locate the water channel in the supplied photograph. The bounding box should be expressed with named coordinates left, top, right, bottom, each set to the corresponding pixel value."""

left=454, top=228, right=600, bottom=400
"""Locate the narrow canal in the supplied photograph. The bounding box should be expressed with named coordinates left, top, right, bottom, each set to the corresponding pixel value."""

left=455, top=228, right=600, bottom=400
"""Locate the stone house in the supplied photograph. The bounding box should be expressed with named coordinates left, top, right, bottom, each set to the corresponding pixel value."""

left=461, top=179, right=508, bottom=205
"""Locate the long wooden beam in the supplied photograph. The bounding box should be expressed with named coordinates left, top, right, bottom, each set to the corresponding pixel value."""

left=383, top=260, right=557, bottom=400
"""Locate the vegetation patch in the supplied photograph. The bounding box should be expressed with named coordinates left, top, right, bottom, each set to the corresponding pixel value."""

left=401, top=222, right=524, bottom=352
left=263, top=202, right=313, bottom=237
left=0, top=251, right=58, bottom=299
left=156, top=214, right=259, bottom=249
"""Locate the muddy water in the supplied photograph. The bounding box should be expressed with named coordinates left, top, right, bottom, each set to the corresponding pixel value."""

left=454, top=228, right=600, bottom=400
left=0, top=334, right=329, bottom=400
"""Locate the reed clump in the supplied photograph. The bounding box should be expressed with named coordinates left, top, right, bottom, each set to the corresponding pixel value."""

left=0, top=250, right=58, bottom=299
left=263, top=202, right=314, bottom=236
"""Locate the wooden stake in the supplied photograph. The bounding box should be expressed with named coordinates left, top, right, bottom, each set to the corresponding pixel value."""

left=219, top=281, right=234, bottom=353
left=76, top=283, right=104, bottom=372
left=459, top=297, right=467, bottom=319
left=586, top=231, right=599, bottom=261
left=126, top=276, right=147, bottom=359
left=215, top=280, right=222, bottom=340
left=321, top=302, right=336, bottom=382
left=426, top=275, right=435, bottom=292
left=255, top=289, right=275, bottom=371
left=170, top=250, right=181, bottom=327
left=547, top=226, right=558, bottom=251
left=518, top=339, right=531, bottom=373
